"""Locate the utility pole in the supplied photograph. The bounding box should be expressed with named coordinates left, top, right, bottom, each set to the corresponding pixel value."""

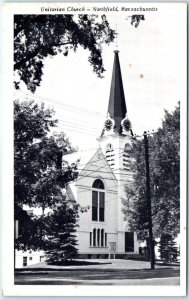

left=143, top=131, right=155, bottom=269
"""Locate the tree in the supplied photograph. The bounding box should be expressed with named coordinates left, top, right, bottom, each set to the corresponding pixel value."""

left=122, top=137, right=151, bottom=241
left=14, top=99, right=77, bottom=209
left=14, top=14, right=115, bottom=92
left=151, top=103, right=180, bottom=237
left=123, top=103, right=180, bottom=242
left=45, top=201, right=79, bottom=263
left=14, top=99, right=56, bottom=208
left=15, top=206, right=47, bottom=251
left=158, top=234, right=179, bottom=262
left=14, top=99, right=77, bottom=250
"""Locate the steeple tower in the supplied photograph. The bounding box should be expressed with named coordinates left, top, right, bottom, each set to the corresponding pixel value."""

left=108, top=50, right=127, bottom=134
left=98, top=50, right=133, bottom=172
left=98, top=50, right=134, bottom=253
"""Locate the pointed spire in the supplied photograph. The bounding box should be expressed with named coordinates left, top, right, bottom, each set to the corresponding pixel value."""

left=108, top=50, right=127, bottom=134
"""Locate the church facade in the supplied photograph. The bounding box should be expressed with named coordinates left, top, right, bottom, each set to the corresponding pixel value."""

left=65, top=50, right=139, bottom=258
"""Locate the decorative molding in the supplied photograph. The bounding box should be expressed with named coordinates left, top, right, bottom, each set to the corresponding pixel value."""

left=121, top=115, right=132, bottom=135
left=104, top=113, right=115, bottom=134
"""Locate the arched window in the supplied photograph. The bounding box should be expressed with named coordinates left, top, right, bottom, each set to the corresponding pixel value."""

left=92, top=179, right=105, bottom=222
left=92, top=179, right=104, bottom=189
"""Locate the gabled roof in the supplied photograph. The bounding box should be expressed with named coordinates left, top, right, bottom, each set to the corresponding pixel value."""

left=63, top=148, right=118, bottom=186
left=78, top=148, right=118, bottom=184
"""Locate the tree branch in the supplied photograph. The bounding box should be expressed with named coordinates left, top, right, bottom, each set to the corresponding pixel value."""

left=14, top=41, right=72, bottom=70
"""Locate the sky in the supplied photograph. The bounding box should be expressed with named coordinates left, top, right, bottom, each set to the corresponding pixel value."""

left=14, top=4, right=186, bottom=150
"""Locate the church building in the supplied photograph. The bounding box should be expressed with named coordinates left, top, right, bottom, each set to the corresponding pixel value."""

left=15, top=50, right=140, bottom=268
left=64, top=50, right=139, bottom=258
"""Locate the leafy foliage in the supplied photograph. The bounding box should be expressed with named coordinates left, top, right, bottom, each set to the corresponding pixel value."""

left=45, top=202, right=79, bottom=263
left=14, top=99, right=78, bottom=251
left=158, top=234, right=179, bottom=262
left=14, top=99, right=77, bottom=210
left=14, top=14, right=115, bottom=92
left=123, top=103, right=180, bottom=240
left=14, top=205, right=46, bottom=251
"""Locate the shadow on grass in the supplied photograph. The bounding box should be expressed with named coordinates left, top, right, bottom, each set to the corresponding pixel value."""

left=15, top=267, right=180, bottom=285
left=155, top=262, right=180, bottom=267
left=47, top=260, right=111, bottom=266
left=15, top=260, right=111, bottom=273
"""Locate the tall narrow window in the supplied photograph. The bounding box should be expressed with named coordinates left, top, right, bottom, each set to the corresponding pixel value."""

left=92, top=191, right=98, bottom=221
left=90, top=232, right=92, bottom=246
left=91, top=229, right=107, bottom=247
left=101, top=229, right=104, bottom=246
left=99, top=193, right=105, bottom=221
left=105, top=233, right=107, bottom=247
left=92, top=179, right=105, bottom=222
left=97, top=229, right=100, bottom=246
left=93, top=228, right=96, bottom=246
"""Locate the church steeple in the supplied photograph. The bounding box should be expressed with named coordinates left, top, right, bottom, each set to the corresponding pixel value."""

left=101, top=50, right=132, bottom=138
left=108, top=50, right=127, bottom=134
left=98, top=50, right=133, bottom=172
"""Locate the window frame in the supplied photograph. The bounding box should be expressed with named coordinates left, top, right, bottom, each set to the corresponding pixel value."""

left=90, top=229, right=107, bottom=248
left=92, top=179, right=105, bottom=222
left=92, top=191, right=98, bottom=221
